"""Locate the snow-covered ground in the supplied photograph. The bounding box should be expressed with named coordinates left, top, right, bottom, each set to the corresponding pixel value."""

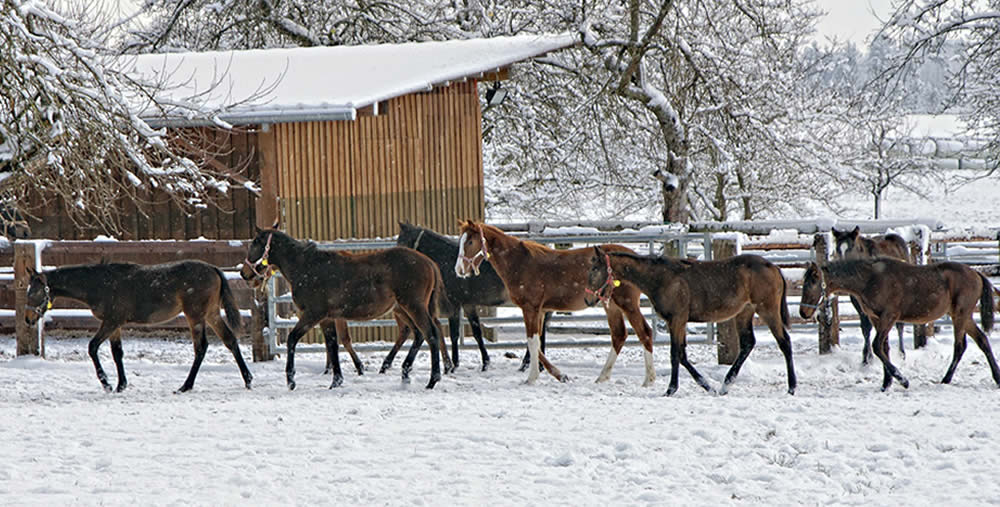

left=1, top=328, right=998, bottom=505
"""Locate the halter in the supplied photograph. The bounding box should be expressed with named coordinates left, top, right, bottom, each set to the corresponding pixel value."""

left=799, top=267, right=829, bottom=311
left=412, top=229, right=426, bottom=251
left=25, top=284, right=52, bottom=317
left=244, top=232, right=275, bottom=280
left=585, top=253, right=621, bottom=307
left=460, top=224, right=491, bottom=275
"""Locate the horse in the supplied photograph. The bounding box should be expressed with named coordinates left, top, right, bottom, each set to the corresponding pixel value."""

left=832, top=226, right=911, bottom=362
left=241, top=228, right=447, bottom=390
left=799, top=258, right=1000, bottom=391
left=374, top=222, right=552, bottom=373
left=23, top=260, right=252, bottom=393
left=586, top=247, right=796, bottom=396
left=455, top=220, right=655, bottom=386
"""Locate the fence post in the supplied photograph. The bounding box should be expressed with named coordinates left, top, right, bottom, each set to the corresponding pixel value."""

left=911, top=226, right=932, bottom=348
left=714, top=238, right=740, bottom=365
left=251, top=286, right=273, bottom=362
left=813, top=233, right=839, bottom=354
left=14, top=242, right=41, bottom=357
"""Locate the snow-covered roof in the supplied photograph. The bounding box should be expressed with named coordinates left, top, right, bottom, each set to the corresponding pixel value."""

left=127, top=33, right=577, bottom=127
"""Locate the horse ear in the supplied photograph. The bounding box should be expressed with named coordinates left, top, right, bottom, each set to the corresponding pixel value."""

left=850, top=226, right=860, bottom=236
left=271, top=217, right=280, bottom=230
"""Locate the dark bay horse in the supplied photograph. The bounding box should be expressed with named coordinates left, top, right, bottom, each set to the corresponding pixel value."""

left=24, top=261, right=252, bottom=393
left=832, top=226, right=910, bottom=362
left=586, top=248, right=796, bottom=396
left=800, top=258, right=1000, bottom=391
left=241, top=229, right=446, bottom=389
left=455, top=221, right=654, bottom=386
left=376, top=223, right=551, bottom=373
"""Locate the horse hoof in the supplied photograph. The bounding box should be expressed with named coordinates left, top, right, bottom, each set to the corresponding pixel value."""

left=787, top=387, right=795, bottom=395
left=595, top=375, right=610, bottom=384
left=356, top=366, right=365, bottom=376
left=175, top=385, right=192, bottom=394
left=663, top=387, right=677, bottom=397
left=481, top=362, right=490, bottom=372
left=115, top=384, right=127, bottom=393
left=379, top=365, right=389, bottom=375
left=899, top=378, right=910, bottom=389
left=244, top=382, right=252, bottom=390
left=559, top=374, right=570, bottom=383
left=287, top=380, right=296, bottom=391
left=517, top=363, right=529, bottom=373
left=718, top=384, right=729, bottom=396
left=426, top=377, right=440, bottom=389
left=329, top=376, right=343, bottom=389
left=401, top=376, right=411, bottom=385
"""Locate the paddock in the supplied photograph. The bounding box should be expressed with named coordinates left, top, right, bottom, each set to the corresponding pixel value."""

left=1, top=326, right=998, bottom=504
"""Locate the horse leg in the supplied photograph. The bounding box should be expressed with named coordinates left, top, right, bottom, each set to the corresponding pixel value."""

left=624, top=306, right=655, bottom=387
left=109, top=330, right=127, bottom=393
left=721, top=309, right=757, bottom=395
left=596, top=307, right=628, bottom=384
left=520, top=311, right=552, bottom=373
left=854, top=296, right=874, bottom=365
left=464, top=306, right=490, bottom=371
left=448, top=311, right=462, bottom=372
left=871, top=317, right=909, bottom=391
left=209, top=314, right=253, bottom=389
left=178, top=322, right=209, bottom=393
left=665, top=317, right=711, bottom=396
left=88, top=321, right=119, bottom=392
left=966, top=321, right=1000, bottom=386
left=285, top=315, right=322, bottom=390
left=335, top=320, right=364, bottom=376
left=379, top=323, right=411, bottom=374
left=896, top=322, right=906, bottom=360
left=320, top=321, right=344, bottom=388
left=400, top=329, right=423, bottom=384
left=941, top=316, right=969, bottom=384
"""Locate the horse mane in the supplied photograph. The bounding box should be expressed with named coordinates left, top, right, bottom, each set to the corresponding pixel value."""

left=402, top=224, right=456, bottom=247
left=606, top=250, right=694, bottom=272
left=478, top=223, right=550, bottom=255
left=825, top=258, right=879, bottom=279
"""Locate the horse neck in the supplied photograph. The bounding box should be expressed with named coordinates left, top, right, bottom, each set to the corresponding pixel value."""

left=46, top=266, right=106, bottom=306
left=823, top=261, right=871, bottom=296
left=479, top=226, right=528, bottom=279
left=609, top=254, right=671, bottom=295
left=267, top=233, right=327, bottom=285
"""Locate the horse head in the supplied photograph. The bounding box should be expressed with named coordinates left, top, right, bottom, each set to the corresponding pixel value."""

left=241, top=228, right=278, bottom=288
left=24, top=267, right=51, bottom=326
left=455, top=219, right=489, bottom=278
left=831, top=226, right=865, bottom=260
left=798, top=262, right=828, bottom=319
left=396, top=222, right=422, bottom=249
left=584, top=246, right=619, bottom=307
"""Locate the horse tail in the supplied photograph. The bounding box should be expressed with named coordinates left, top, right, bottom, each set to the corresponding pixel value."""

left=780, top=273, right=791, bottom=330
left=979, top=272, right=994, bottom=333
left=217, top=267, right=242, bottom=333
left=430, top=265, right=452, bottom=318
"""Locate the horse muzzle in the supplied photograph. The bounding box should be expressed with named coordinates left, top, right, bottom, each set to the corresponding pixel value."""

left=455, top=256, right=482, bottom=278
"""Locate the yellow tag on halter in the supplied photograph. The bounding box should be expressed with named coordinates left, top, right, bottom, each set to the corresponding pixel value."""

left=485, top=252, right=491, bottom=259
left=613, top=280, right=621, bottom=287
left=261, top=259, right=268, bottom=266
left=46, top=301, right=52, bottom=309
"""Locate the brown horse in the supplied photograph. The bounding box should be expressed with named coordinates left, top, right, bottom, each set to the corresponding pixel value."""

left=799, top=258, right=1000, bottom=391
left=455, top=220, right=654, bottom=385
left=241, top=229, right=447, bottom=389
left=586, top=248, right=796, bottom=396
left=24, top=261, right=252, bottom=393
left=832, top=226, right=910, bottom=362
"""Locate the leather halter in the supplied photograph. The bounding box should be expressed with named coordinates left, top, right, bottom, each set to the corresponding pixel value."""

left=799, top=265, right=829, bottom=310
left=460, top=224, right=490, bottom=275
left=585, top=253, right=620, bottom=307
left=25, top=283, right=52, bottom=317
left=243, top=232, right=274, bottom=280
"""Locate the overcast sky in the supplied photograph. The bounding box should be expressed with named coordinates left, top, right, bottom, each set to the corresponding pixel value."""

left=814, top=0, right=895, bottom=46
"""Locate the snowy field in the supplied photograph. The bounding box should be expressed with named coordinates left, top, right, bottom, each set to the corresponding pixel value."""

left=1, top=328, right=999, bottom=505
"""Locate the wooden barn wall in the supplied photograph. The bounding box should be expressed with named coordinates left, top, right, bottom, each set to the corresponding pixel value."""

left=274, top=81, right=485, bottom=241
left=25, top=129, right=260, bottom=241
left=271, top=81, right=485, bottom=342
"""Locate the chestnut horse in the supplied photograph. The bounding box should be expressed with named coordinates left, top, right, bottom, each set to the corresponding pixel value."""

left=800, top=258, right=1000, bottom=391
left=586, top=247, right=796, bottom=396
left=241, top=229, right=447, bottom=389
left=832, top=226, right=910, bottom=362
left=24, top=261, right=252, bottom=393
left=455, top=221, right=654, bottom=385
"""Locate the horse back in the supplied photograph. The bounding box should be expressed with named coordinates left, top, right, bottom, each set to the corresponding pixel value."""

left=870, top=234, right=910, bottom=262
left=101, top=260, right=224, bottom=324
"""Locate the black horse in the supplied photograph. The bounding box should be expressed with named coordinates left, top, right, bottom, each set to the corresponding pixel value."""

left=379, top=223, right=552, bottom=373
left=24, top=261, right=253, bottom=393
left=241, top=228, right=447, bottom=389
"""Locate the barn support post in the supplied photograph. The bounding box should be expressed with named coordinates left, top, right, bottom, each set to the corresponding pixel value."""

left=255, top=124, right=280, bottom=229
left=251, top=287, right=273, bottom=362
left=813, top=233, right=839, bottom=354
left=14, top=242, right=42, bottom=357
left=911, top=226, right=932, bottom=348
left=714, top=238, right=740, bottom=365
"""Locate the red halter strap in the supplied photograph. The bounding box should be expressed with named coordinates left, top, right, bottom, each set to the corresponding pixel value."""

left=585, top=253, right=619, bottom=307
left=243, top=232, right=274, bottom=279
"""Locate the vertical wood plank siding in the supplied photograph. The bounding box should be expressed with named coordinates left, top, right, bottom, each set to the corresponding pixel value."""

left=274, top=82, right=485, bottom=342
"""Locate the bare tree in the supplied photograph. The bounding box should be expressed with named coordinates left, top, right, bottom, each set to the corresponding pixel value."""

left=0, top=0, right=246, bottom=234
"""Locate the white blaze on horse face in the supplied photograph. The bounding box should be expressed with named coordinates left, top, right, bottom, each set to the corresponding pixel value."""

left=455, top=232, right=470, bottom=277
left=838, top=242, right=850, bottom=258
